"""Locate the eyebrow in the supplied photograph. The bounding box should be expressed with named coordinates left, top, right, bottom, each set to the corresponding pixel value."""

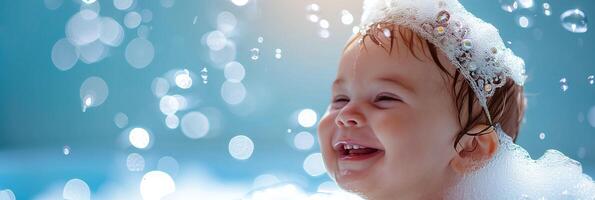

left=332, top=76, right=414, bottom=93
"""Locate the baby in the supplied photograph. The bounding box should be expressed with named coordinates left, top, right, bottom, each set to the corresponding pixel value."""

left=317, top=0, right=527, bottom=199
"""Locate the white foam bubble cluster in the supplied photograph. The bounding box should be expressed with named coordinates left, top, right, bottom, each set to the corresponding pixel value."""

left=446, top=127, right=595, bottom=199
left=242, top=184, right=362, bottom=200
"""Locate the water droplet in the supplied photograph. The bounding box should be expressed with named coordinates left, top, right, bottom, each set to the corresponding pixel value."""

left=165, top=114, right=179, bottom=129
left=125, top=38, right=155, bottom=69
left=63, top=179, right=90, bottom=200
left=560, top=78, right=568, bottom=92
left=140, top=171, right=176, bottom=200
left=180, top=111, right=210, bottom=139
left=319, top=19, right=329, bottom=29
left=539, top=132, right=546, bottom=140
left=174, top=69, right=193, bottom=89
left=114, top=112, right=128, bottom=128
left=303, top=153, right=325, bottom=176
left=126, top=153, right=145, bottom=172
left=51, top=38, right=79, bottom=71
left=308, top=14, right=319, bottom=23
left=560, top=9, right=588, bottom=33
left=229, top=135, right=254, bottom=160
left=80, top=76, right=109, bottom=112
left=275, top=48, right=282, bottom=59
left=250, top=48, right=260, bottom=60
left=499, top=0, right=518, bottom=12
left=341, top=10, right=353, bottom=25
left=257, top=36, right=263, bottom=43
left=200, top=67, right=208, bottom=84
left=462, top=39, right=473, bottom=50
left=231, top=0, right=249, bottom=6
left=63, top=145, right=71, bottom=155
left=383, top=28, right=391, bottom=38
left=517, top=0, right=534, bottom=9
left=124, top=11, right=142, bottom=29
left=294, top=131, right=315, bottom=150
left=518, top=16, right=531, bottom=28
left=543, top=3, right=551, bottom=16
left=129, top=128, right=150, bottom=149
left=113, top=0, right=133, bottom=10
left=588, top=75, right=594, bottom=85
left=298, top=109, right=318, bottom=128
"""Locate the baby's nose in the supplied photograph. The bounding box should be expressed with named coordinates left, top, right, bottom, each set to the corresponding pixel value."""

left=335, top=111, right=366, bottom=128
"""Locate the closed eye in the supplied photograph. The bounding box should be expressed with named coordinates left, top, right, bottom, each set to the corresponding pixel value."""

left=331, top=95, right=349, bottom=109
left=374, top=93, right=401, bottom=109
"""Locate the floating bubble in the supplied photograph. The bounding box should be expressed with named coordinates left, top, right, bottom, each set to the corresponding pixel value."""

left=588, top=75, right=594, bottom=85
left=253, top=174, right=280, bottom=189
left=126, top=153, right=145, bottom=172
left=160, top=95, right=180, bottom=115
left=206, top=31, right=227, bottom=51
left=231, top=0, right=249, bottom=6
left=63, top=179, right=90, bottom=200
left=588, top=106, right=595, bottom=128
left=499, top=0, right=518, bottom=13
left=80, top=76, right=109, bottom=112
left=129, top=127, right=150, bottom=149
left=560, top=78, right=569, bottom=92
left=82, top=0, right=96, bottom=4
left=137, top=25, right=150, bottom=39
left=298, top=109, right=318, bottom=128
left=99, top=17, right=125, bottom=47
left=151, top=77, right=170, bottom=97
left=306, top=3, right=320, bottom=12
left=157, top=156, right=179, bottom=176
left=319, top=29, right=330, bottom=39
left=78, top=40, right=106, bottom=64
left=352, top=26, right=360, bottom=34
left=140, top=171, right=176, bottom=200
left=172, top=95, right=187, bottom=110
left=518, top=16, right=531, bottom=28
left=274, top=48, right=282, bottom=59
left=228, top=135, right=254, bottom=160
left=303, top=153, right=326, bottom=176
left=180, top=111, right=210, bottom=139
left=113, top=0, right=133, bottom=10
left=51, top=38, right=79, bottom=71
left=517, top=0, right=533, bottom=9
left=114, top=112, right=128, bottom=128
left=200, top=67, right=208, bottom=84
left=224, top=61, right=245, bottom=83
left=160, top=0, right=175, bottom=8
left=560, top=9, right=588, bottom=33
left=543, top=3, right=551, bottom=16
left=165, top=114, right=179, bottom=129
left=125, top=37, right=154, bottom=69
left=217, top=11, right=237, bottom=34
left=175, top=69, right=193, bottom=89
left=287, top=129, right=292, bottom=133
left=63, top=145, right=71, bottom=155
left=44, top=0, right=63, bottom=10
left=319, top=19, right=329, bottom=29
left=209, top=41, right=236, bottom=64
left=141, top=9, right=153, bottom=23
left=79, top=2, right=100, bottom=20
left=539, top=132, right=546, bottom=140
left=221, top=81, right=247, bottom=105
left=308, top=14, right=320, bottom=23
left=257, top=36, right=264, bottom=43
left=294, top=131, right=315, bottom=150
left=0, top=189, right=15, bottom=200
left=124, top=11, right=142, bottom=29
left=341, top=10, right=354, bottom=25
left=66, top=10, right=101, bottom=46
left=250, top=48, right=260, bottom=60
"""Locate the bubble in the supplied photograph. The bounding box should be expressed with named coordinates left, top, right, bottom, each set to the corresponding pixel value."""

left=180, top=111, right=210, bottom=139
left=518, top=16, right=531, bottom=28
left=560, top=9, right=588, bottom=33
left=126, top=153, right=145, bottom=172
left=78, top=41, right=106, bottom=64
left=319, top=19, right=329, bottom=29
left=224, top=61, right=246, bottom=83
left=287, top=129, right=292, bottom=133
left=588, top=106, right=595, bottom=128
left=298, top=109, right=318, bottom=128
left=231, top=0, right=249, bottom=6
left=0, top=189, right=15, bottom=200
left=157, top=156, right=179, bottom=176
left=539, top=132, right=546, bottom=140
left=588, top=75, right=594, bottom=85
left=352, top=26, right=360, bottom=34
left=294, top=131, right=315, bottom=150
left=51, top=38, right=79, bottom=71
left=560, top=78, right=569, bottom=92
left=151, top=77, right=170, bottom=97
left=253, top=174, right=280, bottom=189
left=217, top=11, right=237, bottom=34
left=209, top=41, right=236, bottom=64
left=113, top=0, right=133, bottom=10
left=79, top=2, right=100, bottom=20
left=125, top=37, right=154, bottom=69
left=160, top=95, right=180, bottom=115
left=66, top=10, right=101, bottom=46
left=517, top=0, right=533, bottom=9
left=257, top=36, right=264, bottom=43
left=318, top=29, right=330, bottom=39
left=175, top=69, right=193, bottom=89
left=303, top=153, right=326, bottom=176
left=114, top=112, right=128, bottom=128
left=124, top=11, right=142, bottom=29
left=99, top=17, right=125, bottom=47
left=63, top=179, right=90, bottom=200
left=200, top=67, right=208, bottom=84
left=206, top=31, right=227, bottom=51
left=160, top=0, right=175, bottom=8
left=250, top=48, right=260, bottom=60
left=82, top=0, right=96, bottom=4
left=137, top=25, right=151, bottom=39
left=141, top=9, right=153, bottom=23
left=140, top=171, right=176, bottom=200
left=543, top=3, right=551, bottom=16
left=44, top=0, right=63, bottom=10
left=308, top=14, right=320, bottom=23
left=499, top=0, right=518, bottom=12
left=165, top=114, right=179, bottom=129
left=228, top=135, right=254, bottom=160
left=221, top=81, right=247, bottom=105
left=63, top=145, right=71, bottom=155
left=274, top=48, right=282, bottom=59
left=306, top=3, right=320, bottom=12
left=341, top=10, right=354, bottom=25
left=129, top=127, right=150, bottom=149
left=80, top=76, right=109, bottom=112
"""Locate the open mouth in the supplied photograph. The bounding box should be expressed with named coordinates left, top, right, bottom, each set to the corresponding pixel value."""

left=334, top=142, right=383, bottom=161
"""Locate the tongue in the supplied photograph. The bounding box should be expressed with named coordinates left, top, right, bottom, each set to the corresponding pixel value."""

left=348, top=148, right=378, bottom=155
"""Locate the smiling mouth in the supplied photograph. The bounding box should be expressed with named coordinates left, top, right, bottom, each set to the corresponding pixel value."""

left=335, top=142, right=383, bottom=161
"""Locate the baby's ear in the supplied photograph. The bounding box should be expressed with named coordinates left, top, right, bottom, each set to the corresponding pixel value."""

left=450, top=124, right=499, bottom=174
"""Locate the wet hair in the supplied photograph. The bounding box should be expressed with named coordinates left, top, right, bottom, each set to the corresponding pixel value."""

left=344, top=23, right=525, bottom=149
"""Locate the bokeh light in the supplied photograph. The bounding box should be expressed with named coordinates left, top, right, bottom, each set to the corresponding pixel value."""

left=303, top=153, right=326, bottom=177
left=180, top=111, right=210, bottom=139
left=140, top=171, right=176, bottom=200
left=228, top=135, right=254, bottom=160
left=129, top=128, right=150, bottom=149
left=298, top=109, right=318, bottom=128
left=62, top=179, right=90, bottom=200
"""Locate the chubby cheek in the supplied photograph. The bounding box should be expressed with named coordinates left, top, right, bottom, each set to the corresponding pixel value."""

left=317, top=112, right=338, bottom=178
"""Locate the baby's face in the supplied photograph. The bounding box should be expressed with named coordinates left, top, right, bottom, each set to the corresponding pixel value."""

left=318, top=31, right=462, bottom=199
